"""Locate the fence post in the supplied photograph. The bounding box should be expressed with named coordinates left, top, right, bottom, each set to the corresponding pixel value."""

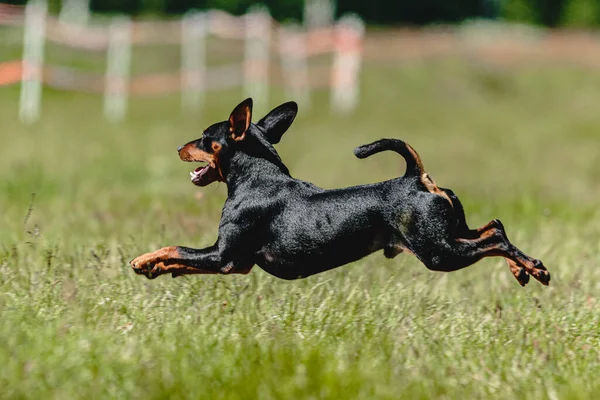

left=181, top=11, right=207, bottom=114
left=279, top=23, right=310, bottom=109
left=244, top=5, right=270, bottom=111
left=104, top=15, right=131, bottom=123
left=19, top=0, right=47, bottom=125
left=330, top=14, right=364, bottom=114
left=59, top=0, right=90, bottom=26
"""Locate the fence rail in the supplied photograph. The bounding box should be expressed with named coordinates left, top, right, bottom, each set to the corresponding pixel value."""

left=2, top=3, right=600, bottom=124
left=0, top=2, right=365, bottom=123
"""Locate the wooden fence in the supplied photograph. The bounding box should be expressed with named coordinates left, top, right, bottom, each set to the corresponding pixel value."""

left=2, top=2, right=600, bottom=125
left=0, top=1, right=365, bottom=124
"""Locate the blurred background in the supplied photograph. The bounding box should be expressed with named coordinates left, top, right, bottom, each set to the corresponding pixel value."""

left=1, top=0, right=599, bottom=214
left=1, top=0, right=599, bottom=247
left=3, top=0, right=600, bottom=25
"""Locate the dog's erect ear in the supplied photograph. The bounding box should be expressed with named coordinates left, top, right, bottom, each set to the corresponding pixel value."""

left=229, top=98, right=253, bottom=141
left=256, top=101, right=298, bottom=144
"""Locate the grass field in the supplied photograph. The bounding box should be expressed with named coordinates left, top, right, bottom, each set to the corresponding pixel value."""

left=1, top=59, right=599, bottom=399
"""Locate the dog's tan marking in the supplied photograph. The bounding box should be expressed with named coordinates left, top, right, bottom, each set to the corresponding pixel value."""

left=131, top=247, right=255, bottom=279
left=131, top=246, right=179, bottom=265
left=475, top=220, right=498, bottom=234
left=421, top=172, right=453, bottom=206
left=211, top=141, right=222, bottom=153
left=505, top=258, right=530, bottom=286
left=406, top=143, right=425, bottom=172
left=229, top=101, right=251, bottom=141
left=179, top=143, right=216, bottom=166
left=405, top=143, right=452, bottom=207
left=456, top=235, right=549, bottom=286
left=130, top=246, right=181, bottom=278
left=230, top=131, right=246, bottom=142
left=178, top=143, right=225, bottom=182
left=456, top=226, right=499, bottom=245
left=455, top=221, right=533, bottom=286
left=524, top=262, right=550, bottom=285
left=479, top=227, right=496, bottom=240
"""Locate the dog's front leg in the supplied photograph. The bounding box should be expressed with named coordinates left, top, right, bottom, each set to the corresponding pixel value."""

left=130, top=245, right=222, bottom=279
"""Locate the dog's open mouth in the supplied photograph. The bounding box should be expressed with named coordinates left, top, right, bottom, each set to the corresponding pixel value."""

left=189, top=163, right=220, bottom=187
left=179, top=142, right=224, bottom=187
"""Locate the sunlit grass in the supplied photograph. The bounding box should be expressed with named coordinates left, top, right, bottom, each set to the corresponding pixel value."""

left=0, top=59, right=599, bottom=399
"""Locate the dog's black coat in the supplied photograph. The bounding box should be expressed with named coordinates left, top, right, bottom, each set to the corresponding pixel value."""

left=131, top=98, right=550, bottom=286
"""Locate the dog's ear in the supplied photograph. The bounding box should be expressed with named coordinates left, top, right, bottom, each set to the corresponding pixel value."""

left=229, top=98, right=253, bottom=141
left=256, top=101, right=298, bottom=144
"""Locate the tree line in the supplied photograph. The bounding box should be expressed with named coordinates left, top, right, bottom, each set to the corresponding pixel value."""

left=5, top=0, right=600, bottom=27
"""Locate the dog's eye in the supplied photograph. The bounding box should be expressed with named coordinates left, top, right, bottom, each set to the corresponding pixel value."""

left=202, top=137, right=212, bottom=148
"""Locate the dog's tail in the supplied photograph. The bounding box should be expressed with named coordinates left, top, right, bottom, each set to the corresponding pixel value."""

left=354, top=138, right=453, bottom=206
left=353, top=138, right=424, bottom=177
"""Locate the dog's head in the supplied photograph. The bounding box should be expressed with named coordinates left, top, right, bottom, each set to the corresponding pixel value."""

left=178, top=98, right=298, bottom=186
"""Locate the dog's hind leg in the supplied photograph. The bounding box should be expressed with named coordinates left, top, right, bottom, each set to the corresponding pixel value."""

left=418, top=219, right=549, bottom=286
left=441, top=188, right=532, bottom=285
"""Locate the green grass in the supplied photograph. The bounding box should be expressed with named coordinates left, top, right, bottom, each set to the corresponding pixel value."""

left=1, top=59, right=599, bottom=399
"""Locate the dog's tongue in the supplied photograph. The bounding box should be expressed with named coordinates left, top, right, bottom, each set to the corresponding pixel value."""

left=191, top=165, right=218, bottom=186
left=194, top=166, right=207, bottom=176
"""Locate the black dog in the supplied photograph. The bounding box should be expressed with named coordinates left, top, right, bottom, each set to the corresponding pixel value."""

left=131, top=98, right=550, bottom=286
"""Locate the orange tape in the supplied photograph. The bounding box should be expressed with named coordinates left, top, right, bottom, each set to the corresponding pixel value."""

left=0, top=60, right=22, bottom=86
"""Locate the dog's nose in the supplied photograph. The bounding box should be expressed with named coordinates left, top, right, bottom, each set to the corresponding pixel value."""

left=177, top=145, right=184, bottom=152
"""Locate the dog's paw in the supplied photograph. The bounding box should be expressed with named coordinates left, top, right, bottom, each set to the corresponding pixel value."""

left=130, top=247, right=179, bottom=279
left=506, top=259, right=530, bottom=287
left=130, top=256, right=164, bottom=279
left=529, top=259, right=551, bottom=286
